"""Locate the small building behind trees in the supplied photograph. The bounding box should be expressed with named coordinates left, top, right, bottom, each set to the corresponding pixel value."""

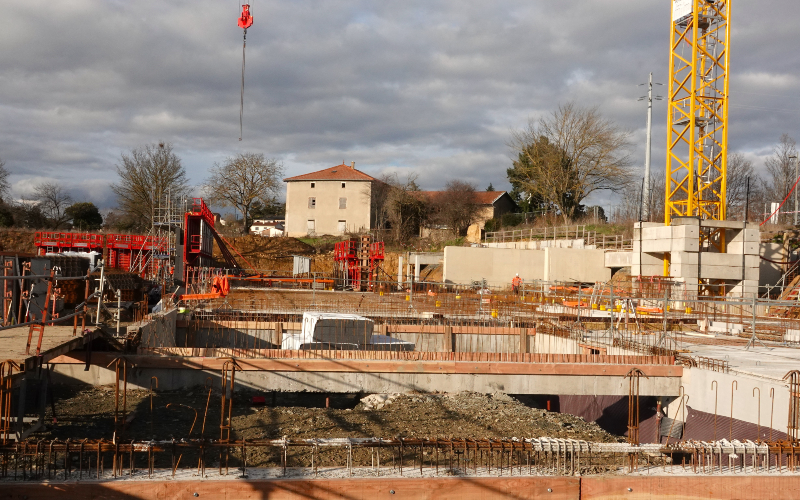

left=418, top=190, right=516, bottom=242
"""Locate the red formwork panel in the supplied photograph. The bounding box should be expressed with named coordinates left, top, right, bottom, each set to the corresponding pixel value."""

left=34, top=231, right=106, bottom=256
left=189, top=198, right=215, bottom=228
left=184, top=198, right=215, bottom=269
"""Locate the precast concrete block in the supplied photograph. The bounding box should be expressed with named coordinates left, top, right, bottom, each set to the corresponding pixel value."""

left=632, top=251, right=663, bottom=266
left=727, top=241, right=759, bottom=255
left=670, top=236, right=700, bottom=252
left=745, top=255, right=760, bottom=268
left=671, top=217, right=700, bottom=226
left=641, top=240, right=673, bottom=253
left=699, top=265, right=759, bottom=281
left=698, top=252, right=749, bottom=267
left=604, top=251, right=632, bottom=268
left=632, top=264, right=664, bottom=276
left=727, top=281, right=759, bottom=297
left=640, top=225, right=673, bottom=241
left=672, top=252, right=699, bottom=265
left=669, top=263, right=699, bottom=279
left=700, top=219, right=750, bottom=230
left=729, top=228, right=761, bottom=243
left=673, top=224, right=701, bottom=240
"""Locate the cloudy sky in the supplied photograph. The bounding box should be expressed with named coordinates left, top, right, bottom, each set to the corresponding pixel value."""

left=1, top=0, right=799, bottom=213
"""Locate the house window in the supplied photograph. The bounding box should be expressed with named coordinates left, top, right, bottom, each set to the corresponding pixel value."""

left=338, top=220, right=347, bottom=233
left=310, top=182, right=315, bottom=188
left=339, top=197, right=347, bottom=209
left=308, top=197, right=316, bottom=209
left=307, top=220, right=315, bottom=234
left=341, top=182, right=346, bottom=188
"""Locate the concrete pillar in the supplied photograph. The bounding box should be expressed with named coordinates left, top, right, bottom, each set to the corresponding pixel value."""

left=519, top=328, right=528, bottom=354
left=272, top=323, right=283, bottom=348
left=414, top=255, right=421, bottom=281
left=398, top=256, right=403, bottom=291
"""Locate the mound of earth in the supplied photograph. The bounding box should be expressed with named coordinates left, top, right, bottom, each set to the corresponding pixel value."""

left=0, top=229, right=37, bottom=254
left=214, top=235, right=315, bottom=270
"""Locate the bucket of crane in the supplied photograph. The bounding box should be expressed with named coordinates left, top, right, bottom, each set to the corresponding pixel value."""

left=238, top=4, right=253, bottom=29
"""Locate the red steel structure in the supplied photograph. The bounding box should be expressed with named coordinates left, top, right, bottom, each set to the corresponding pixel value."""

left=183, top=198, right=215, bottom=269
left=34, top=232, right=168, bottom=277
left=333, top=235, right=384, bottom=291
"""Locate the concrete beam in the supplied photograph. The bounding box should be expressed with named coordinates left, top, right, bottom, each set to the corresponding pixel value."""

left=50, top=353, right=682, bottom=397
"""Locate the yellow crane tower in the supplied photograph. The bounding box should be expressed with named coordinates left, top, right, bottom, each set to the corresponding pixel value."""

left=664, top=0, right=732, bottom=282
left=665, top=0, right=731, bottom=226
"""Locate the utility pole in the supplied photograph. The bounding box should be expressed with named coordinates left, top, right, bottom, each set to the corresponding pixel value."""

left=638, top=73, right=662, bottom=221
left=792, top=155, right=799, bottom=226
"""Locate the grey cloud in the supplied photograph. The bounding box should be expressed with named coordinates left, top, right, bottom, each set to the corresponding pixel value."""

left=0, top=0, right=798, bottom=214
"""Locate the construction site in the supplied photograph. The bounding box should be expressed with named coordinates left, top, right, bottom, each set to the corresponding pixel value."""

left=1, top=1, right=799, bottom=499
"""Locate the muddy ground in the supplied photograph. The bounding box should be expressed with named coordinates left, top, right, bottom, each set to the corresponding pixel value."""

left=35, top=386, right=622, bottom=468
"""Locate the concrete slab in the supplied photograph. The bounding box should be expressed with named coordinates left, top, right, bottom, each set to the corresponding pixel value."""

left=604, top=251, right=632, bottom=268
left=0, top=324, right=100, bottom=372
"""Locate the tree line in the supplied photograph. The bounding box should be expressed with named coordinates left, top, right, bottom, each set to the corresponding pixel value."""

left=612, top=134, right=798, bottom=224
left=0, top=158, right=103, bottom=230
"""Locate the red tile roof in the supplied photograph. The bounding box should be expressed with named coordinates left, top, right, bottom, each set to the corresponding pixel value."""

left=284, top=163, right=376, bottom=182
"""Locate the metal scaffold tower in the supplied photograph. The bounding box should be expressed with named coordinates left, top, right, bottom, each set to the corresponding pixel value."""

left=131, top=193, right=187, bottom=282
left=665, top=0, right=731, bottom=225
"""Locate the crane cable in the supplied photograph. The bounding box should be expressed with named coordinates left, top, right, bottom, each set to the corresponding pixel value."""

left=239, top=27, right=247, bottom=141
left=236, top=3, right=253, bottom=141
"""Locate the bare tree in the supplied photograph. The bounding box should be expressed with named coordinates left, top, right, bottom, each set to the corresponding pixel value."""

left=34, top=182, right=73, bottom=229
left=430, top=180, right=480, bottom=236
left=366, top=175, right=394, bottom=232
left=381, top=174, right=429, bottom=244
left=203, top=153, right=284, bottom=233
left=723, top=152, right=760, bottom=221
left=509, top=103, right=634, bottom=223
left=0, top=158, right=9, bottom=202
left=764, top=134, right=798, bottom=223
left=111, top=142, right=189, bottom=231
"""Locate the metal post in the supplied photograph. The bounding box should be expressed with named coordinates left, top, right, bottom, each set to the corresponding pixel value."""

left=95, top=261, right=105, bottom=325
left=639, top=73, right=661, bottom=220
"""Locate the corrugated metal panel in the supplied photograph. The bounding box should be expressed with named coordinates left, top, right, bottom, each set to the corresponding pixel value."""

left=682, top=406, right=788, bottom=442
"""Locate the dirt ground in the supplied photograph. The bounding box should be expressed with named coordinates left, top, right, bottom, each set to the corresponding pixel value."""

left=0, top=228, right=37, bottom=254
left=37, top=386, right=621, bottom=468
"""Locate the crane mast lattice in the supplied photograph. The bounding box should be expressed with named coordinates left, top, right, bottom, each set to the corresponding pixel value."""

left=665, top=0, right=731, bottom=227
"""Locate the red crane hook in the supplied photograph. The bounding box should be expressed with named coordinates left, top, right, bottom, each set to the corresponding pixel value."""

left=238, top=4, right=253, bottom=30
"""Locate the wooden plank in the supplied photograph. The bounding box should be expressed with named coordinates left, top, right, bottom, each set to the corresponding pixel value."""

left=1, top=476, right=581, bottom=500
left=0, top=325, right=101, bottom=372
left=581, top=476, right=800, bottom=500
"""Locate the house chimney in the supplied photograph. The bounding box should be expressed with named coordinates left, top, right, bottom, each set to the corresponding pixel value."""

left=351, top=161, right=355, bottom=169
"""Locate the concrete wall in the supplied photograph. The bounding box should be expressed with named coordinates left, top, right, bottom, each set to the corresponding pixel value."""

left=486, top=239, right=590, bottom=250
left=285, top=179, right=372, bottom=237
left=139, top=309, right=178, bottom=348
left=443, top=246, right=610, bottom=287
left=51, top=363, right=679, bottom=396
left=443, top=246, right=546, bottom=286
left=760, top=242, right=784, bottom=287
left=675, top=367, right=791, bottom=434
left=544, top=248, right=611, bottom=282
